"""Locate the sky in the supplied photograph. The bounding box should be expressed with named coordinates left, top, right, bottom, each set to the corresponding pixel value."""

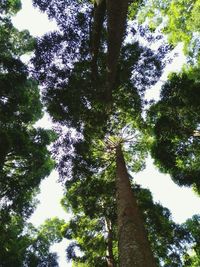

left=12, top=1, right=200, bottom=266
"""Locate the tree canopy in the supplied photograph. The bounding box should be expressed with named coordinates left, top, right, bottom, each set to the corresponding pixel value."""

left=138, top=0, right=200, bottom=59
left=0, top=2, right=63, bottom=266
left=31, top=0, right=200, bottom=266
left=148, top=71, right=200, bottom=189
left=2, top=0, right=200, bottom=266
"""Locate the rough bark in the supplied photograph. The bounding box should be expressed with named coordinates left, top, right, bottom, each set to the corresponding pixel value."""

left=91, top=0, right=106, bottom=81
left=106, top=0, right=129, bottom=102
left=116, top=144, right=157, bottom=267
left=105, top=218, right=115, bottom=267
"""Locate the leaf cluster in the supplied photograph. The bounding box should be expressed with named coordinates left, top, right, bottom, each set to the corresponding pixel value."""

left=0, top=4, right=60, bottom=265
left=0, top=215, right=64, bottom=267
left=138, top=0, right=200, bottom=58
left=62, top=182, right=192, bottom=266
left=148, top=72, right=200, bottom=188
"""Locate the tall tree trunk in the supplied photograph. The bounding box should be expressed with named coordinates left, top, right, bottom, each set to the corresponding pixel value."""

left=91, top=0, right=106, bottom=81
left=105, top=218, right=115, bottom=267
left=115, top=144, right=157, bottom=267
left=106, top=0, right=129, bottom=102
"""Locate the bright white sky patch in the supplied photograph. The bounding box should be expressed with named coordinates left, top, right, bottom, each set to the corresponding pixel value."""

left=134, top=157, right=200, bottom=223
left=51, top=240, right=72, bottom=267
left=34, top=111, right=53, bottom=130
left=12, top=0, right=57, bottom=37
left=29, top=170, right=69, bottom=227
left=29, top=170, right=71, bottom=267
left=145, top=43, right=186, bottom=101
left=12, top=1, right=200, bottom=266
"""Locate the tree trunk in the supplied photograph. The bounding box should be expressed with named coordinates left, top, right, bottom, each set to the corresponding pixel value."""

left=105, top=218, right=115, bottom=267
left=91, top=0, right=106, bottom=81
left=106, top=0, right=129, bottom=102
left=115, top=144, right=157, bottom=267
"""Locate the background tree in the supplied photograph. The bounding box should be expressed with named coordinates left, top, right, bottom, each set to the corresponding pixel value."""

left=136, top=1, right=200, bottom=263
left=183, top=215, right=200, bottom=266
left=138, top=0, right=200, bottom=60
left=0, top=2, right=63, bottom=265
left=0, top=215, right=64, bottom=267
left=0, top=0, right=55, bottom=214
left=147, top=70, right=200, bottom=190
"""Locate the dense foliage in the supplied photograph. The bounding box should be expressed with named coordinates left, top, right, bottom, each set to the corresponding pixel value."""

left=148, top=71, right=200, bottom=188
left=138, top=0, right=200, bottom=59
left=0, top=216, right=64, bottom=267
left=0, top=1, right=62, bottom=266
left=62, top=184, right=193, bottom=266
left=31, top=0, right=200, bottom=266
left=2, top=0, right=200, bottom=266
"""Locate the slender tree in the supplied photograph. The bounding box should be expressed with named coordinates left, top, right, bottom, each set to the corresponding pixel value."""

left=106, top=0, right=129, bottom=102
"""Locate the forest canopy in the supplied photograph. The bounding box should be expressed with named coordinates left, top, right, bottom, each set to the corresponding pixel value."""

left=1, top=0, right=200, bottom=266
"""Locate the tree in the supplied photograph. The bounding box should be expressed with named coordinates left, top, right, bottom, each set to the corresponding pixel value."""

left=0, top=1, right=55, bottom=217
left=61, top=178, right=192, bottom=267
left=0, top=2, right=61, bottom=265
left=0, top=0, right=21, bottom=15
left=33, top=0, right=130, bottom=104
left=136, top=0, right=200, bottom=198
left=32, top=0, right=172, bottom=266
left=147, top=71, right=200, bottom=190
left=0, top=215, right=64, bottom=267
left=138, top=0, right=200, bottom=59
left=183, top=215, right=200, bottom=267
left=48, top=37, right=168, bottom=267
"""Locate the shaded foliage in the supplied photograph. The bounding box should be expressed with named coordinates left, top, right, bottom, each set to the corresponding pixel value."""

left=183, top=215, right=200, bottom=266
left=0, top=216, right=63, bottom=267
left=61, top=182, right=191, bottom=267
left=0, top=0, right=21, bottom=14
left=148, top=72, right=200, bottom=189
left=0, top=2, right=61, bottom=266
left=0, top=0, right=55, bottom=217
